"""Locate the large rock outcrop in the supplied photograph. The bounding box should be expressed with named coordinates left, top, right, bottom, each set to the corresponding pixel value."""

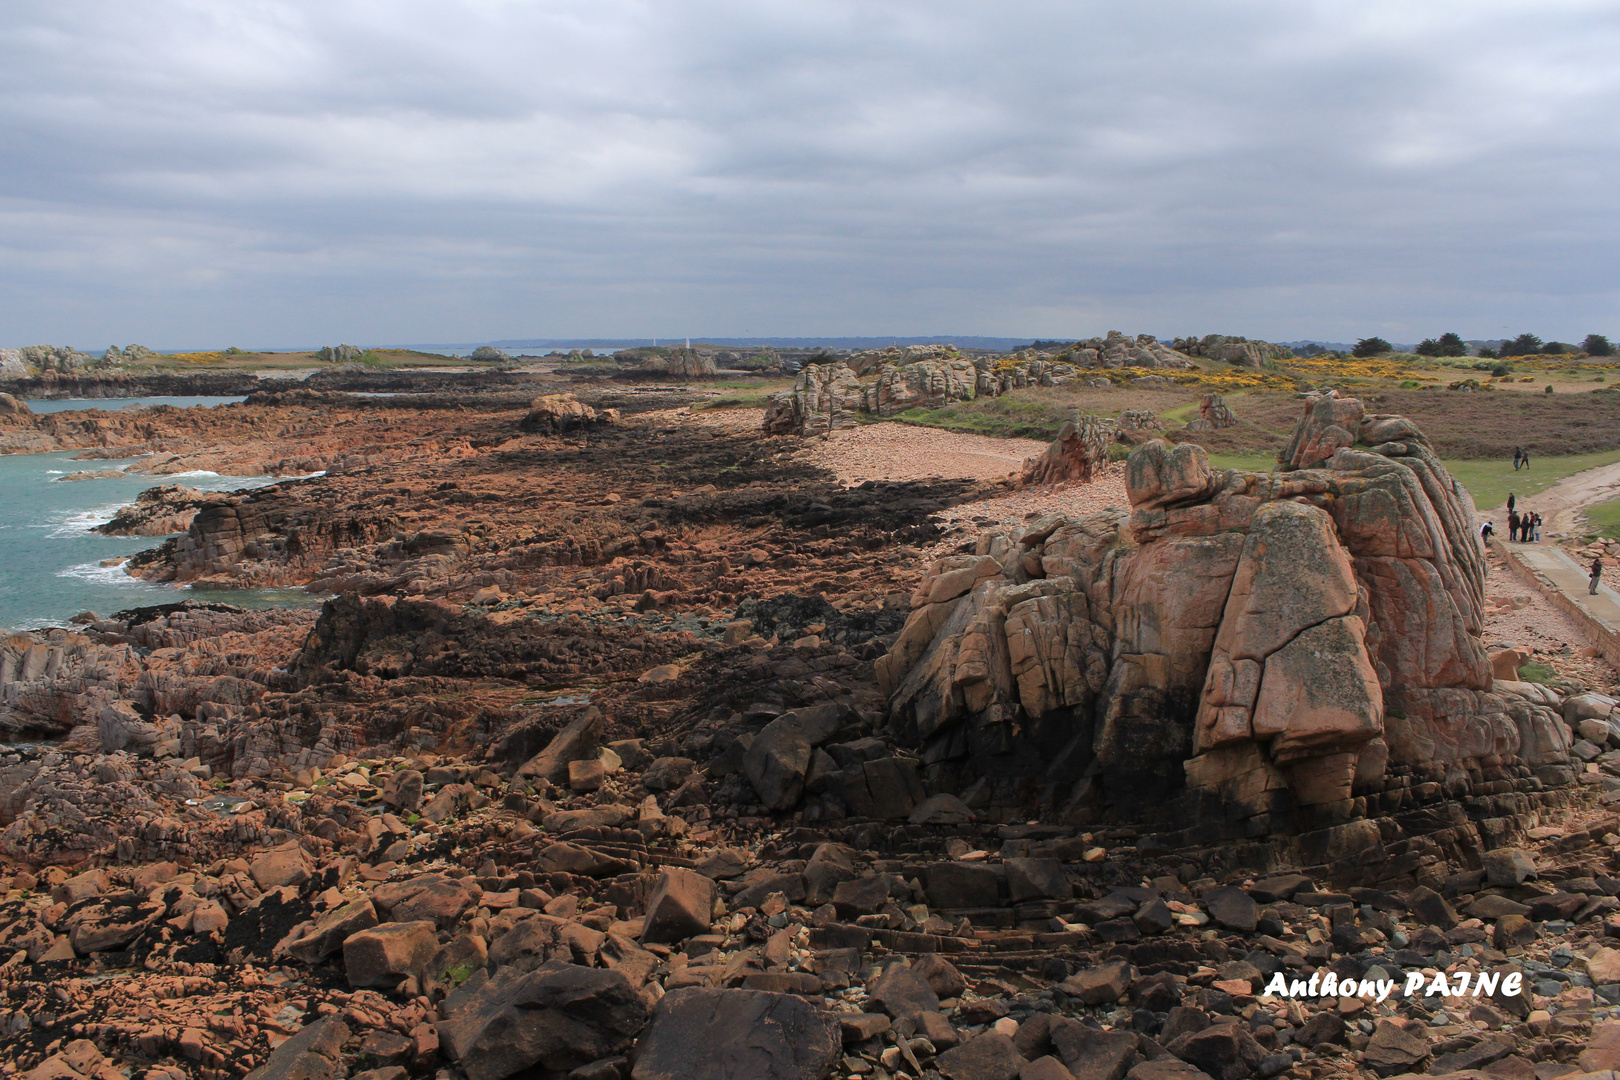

left=642, top=347, right=718, bottom=378
left=760, top=333, right=1194, bottom=437
left=878, top=391, right=1570, bottom=831
left=763, top=364, right=862, bottom=436
left=1060, top=331, right=1197, bottom=372
left=95, top=485, right=225, bottom=537
left=0, top=349, right=26, bottom=380
left=863, top=357, right=980, bottom=416
left=1174, top=335, right=1294, bottom=368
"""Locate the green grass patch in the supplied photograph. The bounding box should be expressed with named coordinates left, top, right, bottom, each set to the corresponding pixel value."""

left=1580, top=496, right=1620, bottom=538
left=1516, top=661, right=1555, bottom=684
left=1442, top=448, right=1620, bottom=510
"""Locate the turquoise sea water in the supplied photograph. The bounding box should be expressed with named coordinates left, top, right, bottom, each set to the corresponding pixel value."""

left=0, top=444, right=323, bottom=633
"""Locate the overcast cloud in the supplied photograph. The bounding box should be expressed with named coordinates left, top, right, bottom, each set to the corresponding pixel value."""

left=1, top=1, right=1617, bottom=348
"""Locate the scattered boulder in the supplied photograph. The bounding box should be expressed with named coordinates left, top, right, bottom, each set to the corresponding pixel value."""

left=520, top=709, right=604, bottom=784
left=342, top=921, right=438, bottom=989
left=438, top=964, right=649, bottom=1080
left=1021, top=413, right=1109, bottom=488
left=520, top=394, right=615, bottom=434
left=641, top=867, right=716, bottom=943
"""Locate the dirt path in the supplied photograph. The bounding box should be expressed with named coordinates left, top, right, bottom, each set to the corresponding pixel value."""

left=1485, top=458, right=1620, bottom=538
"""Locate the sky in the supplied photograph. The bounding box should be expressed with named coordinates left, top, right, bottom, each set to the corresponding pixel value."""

left=1, top=1, right=1617, bottom=349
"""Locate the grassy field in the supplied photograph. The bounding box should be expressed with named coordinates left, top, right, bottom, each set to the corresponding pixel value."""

left=1444, top=449, right=1620, bottom=511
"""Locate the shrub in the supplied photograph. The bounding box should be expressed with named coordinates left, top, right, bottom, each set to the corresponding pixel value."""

left=1351, top=337, right=1392, bottom=357
left=1477, top=346, right=1499, bottom=359
left=1542, top=341, right=1575, bottom=355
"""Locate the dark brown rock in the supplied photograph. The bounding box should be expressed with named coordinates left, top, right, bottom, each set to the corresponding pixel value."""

left=630, top=987, right=841, bottom=1080
left=343, top=921, right=438, bottom=989
left=936, top=1033, right=1028, bottom=1080
left=641, top=867, right=716, bottom=944
left=439, top=963, right=648, bottom=1080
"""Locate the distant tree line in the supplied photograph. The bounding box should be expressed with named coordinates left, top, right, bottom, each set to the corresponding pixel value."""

left=1351, top=332, right=1613, bottom=359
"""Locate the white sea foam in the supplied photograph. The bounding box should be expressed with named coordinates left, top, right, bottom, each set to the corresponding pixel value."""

left=56, top=560, right=146, bottom=586
left=45, top=504, right=127, bottom=537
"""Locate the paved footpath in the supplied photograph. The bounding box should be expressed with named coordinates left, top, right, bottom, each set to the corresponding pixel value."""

left=1501, top=540, right=1620, bottom=634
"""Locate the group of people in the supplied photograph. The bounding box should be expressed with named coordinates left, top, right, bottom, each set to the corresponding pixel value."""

left=1505, top=509, right=1541, bottom=542
left=1513, top=446, right=1533, bottom=470
left=1503, top=492, right=1541, bottom=542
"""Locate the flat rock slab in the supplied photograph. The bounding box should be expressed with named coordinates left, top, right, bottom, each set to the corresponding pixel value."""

left=630, top=987, right=840, bottom=1080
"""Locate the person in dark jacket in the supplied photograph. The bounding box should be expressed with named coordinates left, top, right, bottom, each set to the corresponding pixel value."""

left=1592, top=557, right=1604, bottom=595
left=1507, top=492, right=1516, bottom=514
left=1508, top=510, right=1520, bottom=541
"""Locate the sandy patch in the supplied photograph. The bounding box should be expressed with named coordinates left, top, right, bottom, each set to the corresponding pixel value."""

left=792, top=422, right=1051, bottom=486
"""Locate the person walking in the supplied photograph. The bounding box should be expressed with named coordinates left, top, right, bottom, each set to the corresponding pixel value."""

left=1592, top=556, right=1604, bottom=595
left=1507, top=493, right=1516, bottom=515
left=1521, top=449, right=1531, bottom=470
left=1513, top=446, right=1523, bottom=470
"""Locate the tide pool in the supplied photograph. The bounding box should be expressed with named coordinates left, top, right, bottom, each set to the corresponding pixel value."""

left=25, top=396, right=247, bottom=414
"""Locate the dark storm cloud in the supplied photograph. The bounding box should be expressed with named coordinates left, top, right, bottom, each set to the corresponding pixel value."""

left=1, top=1, right=1617, bottom=346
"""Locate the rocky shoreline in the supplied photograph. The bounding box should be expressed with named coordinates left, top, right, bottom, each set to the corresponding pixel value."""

left=4, top=374, right=1620, bottom=1080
